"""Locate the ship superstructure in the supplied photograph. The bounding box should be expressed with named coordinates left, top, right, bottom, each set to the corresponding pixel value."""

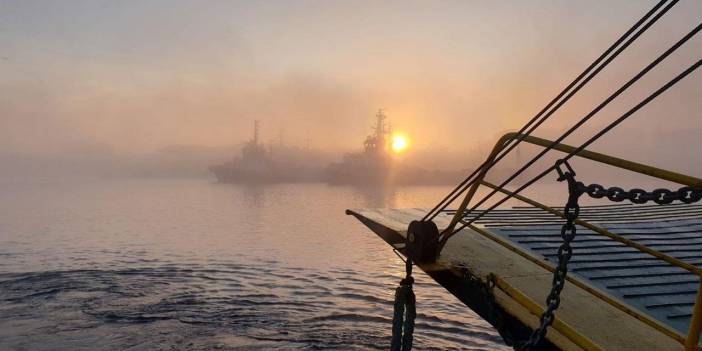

left=326, top=110, right=397, bottom=185
left=209, top=120, right=319, bottom=183
left=363, top=109, right=391, bottom=156
left=326, top=109, right=464, bottom=185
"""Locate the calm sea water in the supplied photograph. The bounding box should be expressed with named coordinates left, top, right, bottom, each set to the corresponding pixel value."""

left=0, top=178, right=512, bottom=350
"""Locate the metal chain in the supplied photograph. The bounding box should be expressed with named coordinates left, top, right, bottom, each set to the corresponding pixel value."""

left=578, top=183, right=702, bottom=204
left=520, top=161, right=583, bottom=350
left=519, top=161, right=701, bottom=350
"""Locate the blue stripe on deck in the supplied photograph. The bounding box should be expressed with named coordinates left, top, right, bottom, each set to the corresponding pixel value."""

left=455, top=203, right=702, bottom=336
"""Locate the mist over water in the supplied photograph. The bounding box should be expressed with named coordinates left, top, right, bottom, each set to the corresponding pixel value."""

left=1, top=1, right=700, bottom=179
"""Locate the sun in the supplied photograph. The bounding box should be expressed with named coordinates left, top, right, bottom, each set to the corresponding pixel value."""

left=391, top=134, right=409, bottom=153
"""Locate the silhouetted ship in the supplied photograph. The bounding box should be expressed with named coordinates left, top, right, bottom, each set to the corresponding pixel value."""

left=326, top=110, right=396, bottom=185
left=209, top=121, right=319, bottom=183
left=326, top=110, right=463, bottom=185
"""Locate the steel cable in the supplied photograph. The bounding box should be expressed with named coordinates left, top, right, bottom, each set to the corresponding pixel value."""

left=422, top=0, right=676, bottom=221
left=451, top=21, right=702, bottom=234
left=455, top=56, right=702, bottom=234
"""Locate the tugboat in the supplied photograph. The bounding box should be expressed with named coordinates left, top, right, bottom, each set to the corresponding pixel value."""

left=326, top=109, right=465, bottom=186
left=326, top=109, right=398, bottom=185
left=209, top=121, right=319, bottom=183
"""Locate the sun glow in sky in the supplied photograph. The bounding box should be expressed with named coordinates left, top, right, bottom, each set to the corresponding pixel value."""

left=391, top=134, right=409, bottom=153
left=0, top=0, right=700, bottom=169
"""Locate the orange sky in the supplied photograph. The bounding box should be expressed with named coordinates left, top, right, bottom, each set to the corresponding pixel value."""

left=1, top=0, right=700, bottom=172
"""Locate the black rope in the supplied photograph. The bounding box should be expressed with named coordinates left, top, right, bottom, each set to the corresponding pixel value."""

left=454, top=21, right=701, bottom=232
left=391, top=258, right=416, bottom=351
left=455, top=57, right=702, bottom=233
left=422, top=0, right=675, bottom=221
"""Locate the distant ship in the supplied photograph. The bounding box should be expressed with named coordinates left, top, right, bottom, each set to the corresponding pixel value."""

left=325, top=110, right=397, bottom=185
left=209, top=121, right=319, bottom=183
left=326, top=110, right=464, bottom=186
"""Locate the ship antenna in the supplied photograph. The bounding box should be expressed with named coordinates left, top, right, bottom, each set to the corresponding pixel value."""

left=376, top=109, right=386, bottom=132
left=375, top=109, right=388, bottom=151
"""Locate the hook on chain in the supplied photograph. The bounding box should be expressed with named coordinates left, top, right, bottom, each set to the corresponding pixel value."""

left=520, top=160, right=583, bottom=350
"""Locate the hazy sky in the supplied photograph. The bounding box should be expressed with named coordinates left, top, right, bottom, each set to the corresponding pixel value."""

left=1, top=0, right=700, bottom=172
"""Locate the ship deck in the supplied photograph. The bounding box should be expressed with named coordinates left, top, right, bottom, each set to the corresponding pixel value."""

left=347, top=203, right=702, bottom=351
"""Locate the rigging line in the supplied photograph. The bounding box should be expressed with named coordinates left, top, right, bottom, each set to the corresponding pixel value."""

left=426, top=0, right=678, bottom=222
left=421, top=0, right=674, bottom=221
left=454, top=20, right=701, bottom=226
left=453, top=58, right=702, bottom=235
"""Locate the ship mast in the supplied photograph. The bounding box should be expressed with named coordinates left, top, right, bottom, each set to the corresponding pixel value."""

left=363, top=109, right=392, bottom=155
left=374, top=109, right=389, bottom=154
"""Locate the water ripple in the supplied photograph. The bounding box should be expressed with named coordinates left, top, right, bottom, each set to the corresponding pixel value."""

left=0, top=180, right=509, bottom=350
left=0, top=261, right=507, bottom=350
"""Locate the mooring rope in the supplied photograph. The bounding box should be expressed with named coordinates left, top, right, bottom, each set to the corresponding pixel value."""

left=391, top=258, right=416, bottom=351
